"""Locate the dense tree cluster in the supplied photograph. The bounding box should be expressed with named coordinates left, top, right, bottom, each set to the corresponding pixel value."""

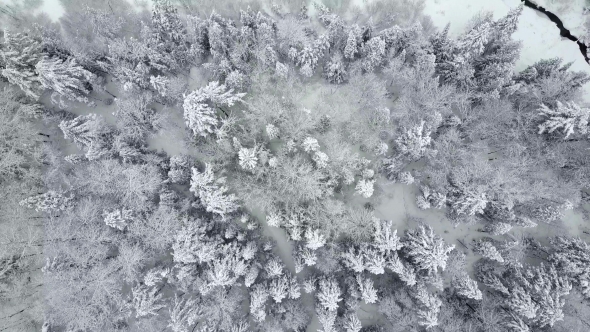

left=1, top=0, right=590, bottom=331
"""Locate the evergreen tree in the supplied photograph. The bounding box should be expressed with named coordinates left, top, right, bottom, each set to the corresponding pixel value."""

left=149, top=0, right=190, bottom=71
left=183, top=81, right=245, bottom=138
left=317, top=277, right=342, bottom=311
left=473, top=240, right=504, bottom=263
left=0, top=30, right=42, bottom=99
left=395, top=120, right=432, bottom=161
left=36, top=56, right=95, bottom=107
left=537, top=101, right=590, bottom=140
left=190, top=164, right=239, bottom=219
left=549, top=237, right=590, bottom=298
left=453, top=273, right=483, bottom=300
left=403, top=225, right=455, bottom=274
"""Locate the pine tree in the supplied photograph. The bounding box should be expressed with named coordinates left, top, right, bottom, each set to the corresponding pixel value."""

left=413, top=284, right=442, bottom=329
left=0, top=30, right=42, bottom=99
left=361, top=37, right=386, bottom=72
left=244, top=266, right=259, bottom=287
left=190, top=164, right=239, bottom=219
left=355, top=179, right=375, bottom=198
left=325, top=53, right=347, bottom=84
left=183, top=81, right=245, bottom=138
left=453, top=273, right=482, bottom=300
left=343, top=28, right=359, bottom=60
left=342, top=313, right=362, bottom=332
left=395, top=121, right=432, bottom=161
left=386, top=253, right=417, bottom=286
left=172, top=222, right=220, bottom=264
left=317, top=306, right=337, bottom=332
left=168, top=155, right=192, bottom=184
left=317, top=278, right=342, bottom=311
left=103, top=208, right=134, bottom=231
left=238, top=147, right=258, bottom=170
left=265, top=258, right=284, bottom=278
left=59, top=114, right=108, bottom=148
left=473, top=240, right=504, bottom=263
left=549, top=236, right=590, bottom=298
left=404, top=225, right=455, bottom=274
left=269, top=276, right=289, bottom=303
left=514, top=58, right=590, bottom=104
left=356, top=275, right=378, bottom=304
left=364, top=246, right=386, bottom=275
left=302, top=137, right=320, bottom=152
left=132, top=283, right=166, bottom=317
left=507, top=285, right=538, bottom=319
left=249, top=284, right=268, bottom=322
left=19, top=191, right=72, bottom=212
left=537, top=101, right=589, bottom=140
left=341, top=246, right=366, bottom=273
left=150, top=75, right=169, bottom=96
left=149, top=0, right=190, bottom=70
left=305, top=228, right=326, bottom=250
left=373, top=219, right=403, bottom=255
left=36, top=56, right=95, bottom=107
left=451, top=191, right=488, bottom=216
left=486, top=222, right=513, bottom=236
left=168, top=295, right=202, bottom=332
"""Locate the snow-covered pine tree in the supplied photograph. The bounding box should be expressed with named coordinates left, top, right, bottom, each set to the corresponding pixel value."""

left=514, top=57, right=590, bottom=104
left=172, top=222, right=220, bottom=264
left=149, top=0, right=190, bottom=71
left=395, top=120, right=432, bottom=161
left=404, top=225, right=455, bottom=274
left=342, top=312, right=362, bottom=332
left=451, top=191, right=488, bottom=216
left=305, top=228, right=326, bottom=250
left=103, top=208, right=134, bottom=231
left=317, top=277, right=342, bottom=311
left=36, top=56, right=95, bottom=107
left=249, top=284, right=268, bottom=322
left=190, top=164, right=239, bottom=219
left=355, top=179, right=375, bottom=198
left=317, top=306, right=337, bottom=332
left=265, top=257, right=284, bottom=278
left=344, top=25, right=361, bottom=60
left=168, top=295, right=202, bottom=332
left=537, top=101, right=589, bottom=140
left=341, top=246, right=366, bottom=273
left=453, top=273, right=482, bottom=300
left=373, top=219, right=403, bottom=255
left=386, top=253, right=417, bottom=286
left=59, top=113, right=107, bottom=148
left=132, top=283, right=166, bottom=317
left=268, top=276, right=289, bottom=302
left=471, top=5, right=523, bottom=98
left=0, top=30, right=42, bottom=99
left=473, top=240, right=504, bottom=263
left=325, top=52, right=347, bottom=84
left=356, top=275, right=378, bottom=304
left=361, top=36, right=386, bottom=72
left=412, top=284, right=442, bottom=329
left=238, top=147, right=258, bottom=171
left=183, top=81, right=245, bottom=138
left=549, top=236, right=590, bottom=298
left=19, top=191, right=72, bottom=212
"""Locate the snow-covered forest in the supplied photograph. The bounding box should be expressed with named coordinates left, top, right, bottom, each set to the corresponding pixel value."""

left=1, top=0, right=590, bottom=331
